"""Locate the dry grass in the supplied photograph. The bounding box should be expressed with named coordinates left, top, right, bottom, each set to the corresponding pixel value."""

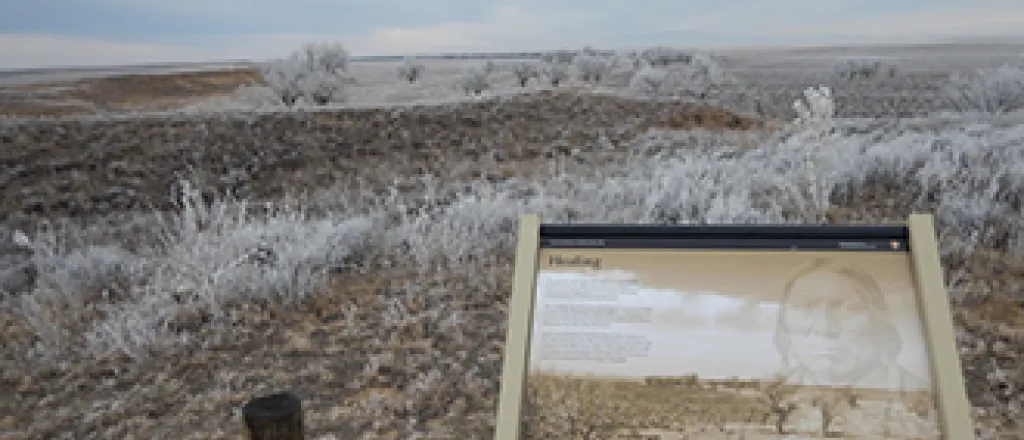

left=1, top=68, right=262, bottom=115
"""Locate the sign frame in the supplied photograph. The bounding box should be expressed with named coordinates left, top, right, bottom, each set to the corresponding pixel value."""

left=494, top=213, right=973, bottom=440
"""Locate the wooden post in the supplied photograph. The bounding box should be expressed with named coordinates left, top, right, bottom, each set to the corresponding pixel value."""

left=243, top=392, right=304, bottom=440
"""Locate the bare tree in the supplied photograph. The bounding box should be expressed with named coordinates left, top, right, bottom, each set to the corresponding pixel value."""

left=760, top=377, right=799, bottom=434
left=812, top=387, right=859, bottom=437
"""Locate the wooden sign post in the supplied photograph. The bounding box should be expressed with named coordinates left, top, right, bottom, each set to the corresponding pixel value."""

left=495, top=213, right=973, bottom=439
left=243, top=392, right=305, bottom=440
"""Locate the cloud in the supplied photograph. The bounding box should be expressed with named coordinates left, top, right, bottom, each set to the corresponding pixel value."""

left=2, top=1, right=1024, bottom=69
left=535, top=271, right=778, bottom=332
left=647, top=290, right=779, bottom=331
left=346, top=5, right=607, bottom=55
left=0, top=34, right=213, bottom=69
left=791, top=3, right=1024, bottom=38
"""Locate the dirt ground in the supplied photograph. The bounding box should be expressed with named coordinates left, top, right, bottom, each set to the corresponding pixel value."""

left=0, top=68, right=262, bottom=116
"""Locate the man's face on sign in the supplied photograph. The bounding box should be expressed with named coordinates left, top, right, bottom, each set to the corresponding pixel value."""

left=782, top=270, right=877, bottom=381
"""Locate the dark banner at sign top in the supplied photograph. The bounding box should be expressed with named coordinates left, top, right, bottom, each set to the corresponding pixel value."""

left=538, top=224, right=909, bottom=251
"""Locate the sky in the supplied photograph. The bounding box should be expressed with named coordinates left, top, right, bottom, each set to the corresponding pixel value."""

left=1, top=0, right=1024, bottom=69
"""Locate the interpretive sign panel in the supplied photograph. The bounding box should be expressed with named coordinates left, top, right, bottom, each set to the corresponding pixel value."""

left=494, top=214, right=973, bottom=440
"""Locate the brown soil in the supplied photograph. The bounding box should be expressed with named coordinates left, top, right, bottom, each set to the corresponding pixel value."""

left=1, top=68, right=262, bottom=116
left=0, top=91, right=764, bottom=230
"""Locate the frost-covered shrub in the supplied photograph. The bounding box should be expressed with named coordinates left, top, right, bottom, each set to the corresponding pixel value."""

left=599, top=55, right=641, bottom=87
left=260, top=42, right=354, bottom=106
left=941, top=65, right=1024, bottom=114
left=543, top=62, right=570, bottom=87
left=833, top=58, right=899, bottom=81
left=786, top=86, right=839, bottom=151
left=793, top=86, right=836, bottom=124
left=456, top=66, right=490, bottom=95
left=513, top=61, right=541, bottom=87
left=627, top=54, right=735, bottom=99
left=398, top=58, right=426, bottom=83
left=573, top=55, right=613, bottom=83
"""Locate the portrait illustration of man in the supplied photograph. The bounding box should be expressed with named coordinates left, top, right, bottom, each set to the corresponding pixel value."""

left=773, top=258, right=931, bottom=391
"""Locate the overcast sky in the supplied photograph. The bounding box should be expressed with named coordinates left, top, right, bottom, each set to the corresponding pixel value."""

left=2, top=0, right=1024, bottom=69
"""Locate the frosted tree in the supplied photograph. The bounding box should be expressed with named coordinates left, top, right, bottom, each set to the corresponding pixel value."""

left=260, top=42, right=354, bottom=106
left=792, top=85, right=836, bottom=124
left=627, top=56, right=733, bottom=100
left=573, top=55, right=612, bottom=83
left=544, top=62, right=570, bottom=87
left=456, top=65, right=490, bottom=95
left=482, top=59, right=496, bottom=74
left=941, top=64, right=1024, bottom=113
left=397, top=57, right=426, bottom=83
left=601, top=52, right=643, bottom=87
left=513, top=61, right=540, bottom=87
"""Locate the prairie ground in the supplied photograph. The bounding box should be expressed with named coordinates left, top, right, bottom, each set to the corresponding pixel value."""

left=1, top=43, right=1023, bottom=440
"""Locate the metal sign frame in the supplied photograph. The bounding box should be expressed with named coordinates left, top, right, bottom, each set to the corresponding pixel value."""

left=495, top=213, right=973, bottom=440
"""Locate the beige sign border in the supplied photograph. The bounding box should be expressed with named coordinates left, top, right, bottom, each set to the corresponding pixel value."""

left=494, top=213, right=974, bottom=440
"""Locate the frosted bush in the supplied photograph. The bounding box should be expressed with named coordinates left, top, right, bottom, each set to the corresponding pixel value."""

left=793, top=86, right=836, bottom=124
left=512, top=61, right=541, bottom=87
left=397, top=57, right=426, bottom=83
left=627, top=51, right=737, bottom=99
left=482, top=59, right=496, bottom=74
left=833, top=58, right=899, bottom=81
left=543, top=62, right=570, bottom=87
left=456, top=66, right=490, bottom=95
left=627, top=59, right=734, bottom=100
left=941, top=64, right=1024, bottom=114
left=260, top=42, right=354, bottom=106
left=593, top=52, right=643, bottom=87
left=573, top=55, right=613, bottom=83
left=82, top=180, right=375, bottom=358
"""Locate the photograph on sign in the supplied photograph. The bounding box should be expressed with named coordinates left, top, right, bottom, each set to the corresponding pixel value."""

left=522, top=248, right=941, bottom=440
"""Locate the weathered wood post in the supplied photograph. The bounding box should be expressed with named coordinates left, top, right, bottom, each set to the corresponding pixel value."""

left=243, top=392, right=304, bottom=440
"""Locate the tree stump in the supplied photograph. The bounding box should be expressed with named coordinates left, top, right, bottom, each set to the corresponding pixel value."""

left=243, top=392, right=304, bottom=440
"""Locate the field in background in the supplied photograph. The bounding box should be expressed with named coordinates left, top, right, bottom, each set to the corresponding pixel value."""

left=1, top=42, right=1023, bottom=439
